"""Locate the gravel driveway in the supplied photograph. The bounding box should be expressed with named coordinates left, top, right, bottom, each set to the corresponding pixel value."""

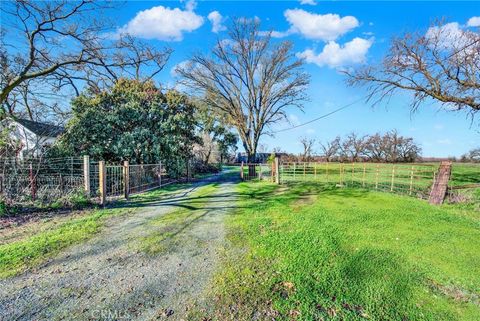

left=0, top=172, right=238, bottom=321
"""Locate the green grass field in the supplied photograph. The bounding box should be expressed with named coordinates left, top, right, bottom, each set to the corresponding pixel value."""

left=239, top=162, right=480, bottom=199
left=210, top=181, right=480, bottom=321
left=450, top=163, right=480, bottom=187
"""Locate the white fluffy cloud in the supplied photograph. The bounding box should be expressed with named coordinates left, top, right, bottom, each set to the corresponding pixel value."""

left=426, top=22, right=476, bottom=50
left=297, top=37, right=373, bottom=68
left=118, top=5, right=204, bottom=41
left=283, top=9, right=359, bottom=41
left=467, top=16, right=480, bottom=27
left=184, top=0, right=197, bottom=11
left=300, top=0, right=317, bottom=5
left=208, top=11, right=226, bottom=33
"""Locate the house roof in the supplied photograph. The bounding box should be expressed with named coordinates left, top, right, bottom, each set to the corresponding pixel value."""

left=15, top=118, right=64, bottom=137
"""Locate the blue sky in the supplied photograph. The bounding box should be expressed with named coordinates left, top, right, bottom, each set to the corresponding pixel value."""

left=113, top=0, right=479, bottom=157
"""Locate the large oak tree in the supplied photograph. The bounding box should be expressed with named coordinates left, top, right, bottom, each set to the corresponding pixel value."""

left=176, top=18, right=310, bottom=162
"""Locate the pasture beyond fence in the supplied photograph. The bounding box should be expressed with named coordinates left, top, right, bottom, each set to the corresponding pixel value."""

left=240, top=160, right=479, bottom=204
left=0, top=156, right=190, bottom=207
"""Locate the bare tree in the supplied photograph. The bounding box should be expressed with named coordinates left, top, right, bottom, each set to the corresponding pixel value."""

left=176, top=18, right=310, bottom=162
left=364, top=133, right=388, bottom=162
left=364, top=130, right=421, bottom=162
left=345, top=20, right=480, bottom=118
left=341, top=132, right=366, bottom=162
left=0, top=0, right=172, bottom=122
left=320, top=136, right=341, bottom=162
left=461, top=147, right=480, bottom=162
left=299, top=137, right=315, bottom=161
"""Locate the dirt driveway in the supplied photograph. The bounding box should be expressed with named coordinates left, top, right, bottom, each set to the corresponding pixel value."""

left=0, top=172, right=238, bottom=321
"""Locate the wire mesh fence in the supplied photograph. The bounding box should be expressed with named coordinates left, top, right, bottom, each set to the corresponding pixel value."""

left=0, top=157, right=85, bottom=204
left=128, top=164, right=162, bottom=194
left=105, top=165, right=124, bottom=198
left=0, top=156, right=197, bottom=207
left=279, top=162, right=438, bottom=199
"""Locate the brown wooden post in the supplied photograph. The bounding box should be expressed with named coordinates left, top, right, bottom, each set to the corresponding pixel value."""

left=259, top=163, right=263, bottom=180
left=240, top=161, right=244, bottom=180
left=314, top=162, right=317, bottom=180
left=275, top=156, right=280, bottom=184
left=303, top=162, right=306, bottom=180
left=409, top=165, right=415, bottom=195
left=83, top=155, right=90, bottom=197
left=99, top=161, right=106, bottom=206
left=375, top=164, right=379, bottom=190
left=390, top=165, right=396, bottom=192
left=293, top=162, right=296, bottom=180
left=123, top=161, right=129, bottom=200
left=271, top=161, right=275, bottom=183
left=428, top=161, right=452, bottom=205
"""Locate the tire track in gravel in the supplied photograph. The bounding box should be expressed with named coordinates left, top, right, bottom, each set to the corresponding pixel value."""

left=0, top=172, right=238, bottom=321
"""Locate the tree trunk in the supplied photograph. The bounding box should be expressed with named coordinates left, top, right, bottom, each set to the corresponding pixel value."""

left=247, top=151, right=257, bottom=177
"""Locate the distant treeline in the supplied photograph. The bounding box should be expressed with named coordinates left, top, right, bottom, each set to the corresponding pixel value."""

left=281, top=130, right=422, bottom=163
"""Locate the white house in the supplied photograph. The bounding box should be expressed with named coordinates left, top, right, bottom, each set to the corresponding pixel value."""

left=1, top=118, right=64, bottom=158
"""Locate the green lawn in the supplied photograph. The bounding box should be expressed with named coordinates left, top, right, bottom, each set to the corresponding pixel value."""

left=210, top=181, right=480, bottom=321
left=450, top=163, right=480, bottom=187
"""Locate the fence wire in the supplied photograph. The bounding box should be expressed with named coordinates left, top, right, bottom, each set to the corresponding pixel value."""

left=0, top=157, right=85, bottom=204
left=240, top=163, right=274, bottom=181
left=280, top=162, right=437, bottom=199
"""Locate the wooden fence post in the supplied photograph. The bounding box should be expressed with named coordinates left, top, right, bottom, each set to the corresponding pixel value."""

left=259, top=163, right=263, bottom=180
left=303, top=162, right=306, bottom=180
left=390, top=165, right=396, bottom=192
left=375, top=164, right=379, bottom=190
left=293, top=162, right=296, bottom=180
left=409, top=165, right=414, bottom=195
left=83, top=155, right=90, bottom=196
left=314, top=162, right=317, bottom=180
left=275, top=157, right=280, bottom=184
left=123, top=161, right=129, bottom=200
left=240, top=161, right=244, bottom=180
left=99, top=161, right=106, bottom=206
left=271, top=161, right=275, bottom=183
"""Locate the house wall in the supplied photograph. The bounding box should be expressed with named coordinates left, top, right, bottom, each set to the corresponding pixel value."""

left=2, top=120, right=58, bottom=158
